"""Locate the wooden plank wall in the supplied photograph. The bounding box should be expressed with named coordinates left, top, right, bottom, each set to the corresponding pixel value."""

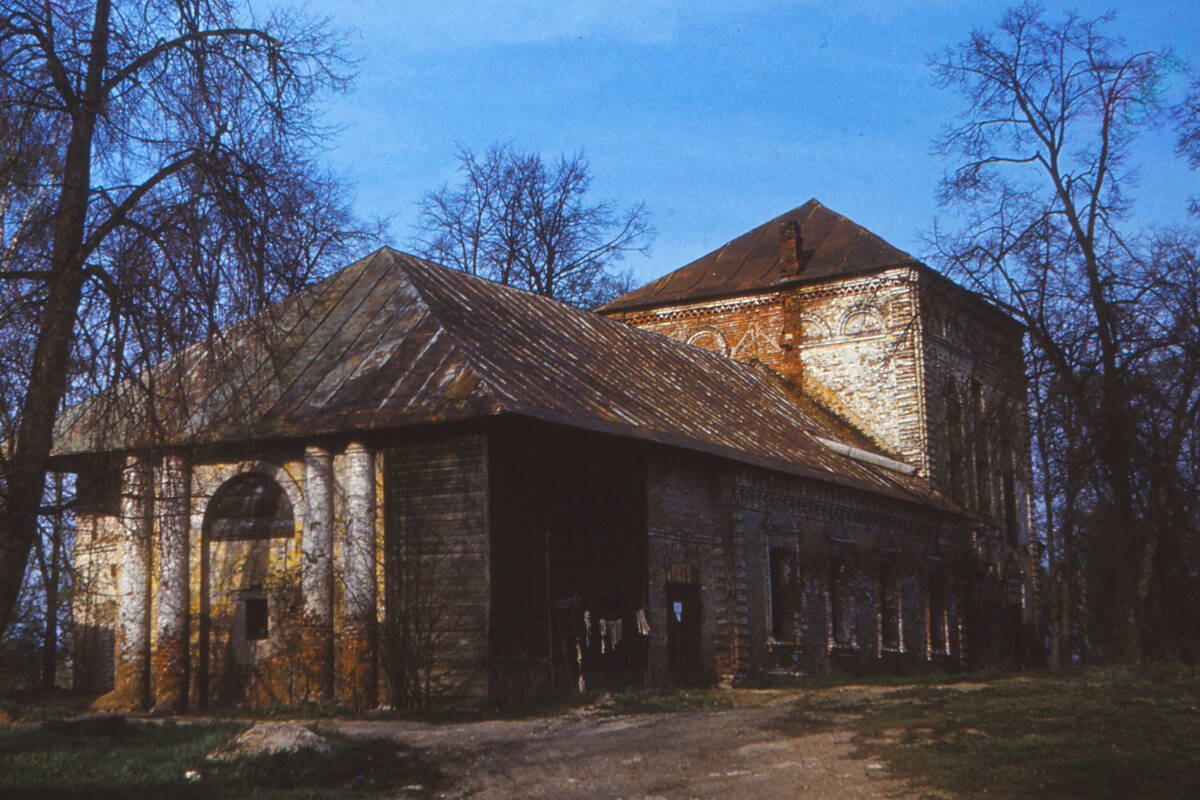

left=383, top=430, right=489, bottom=705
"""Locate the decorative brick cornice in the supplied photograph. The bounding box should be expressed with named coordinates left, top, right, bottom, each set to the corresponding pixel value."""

left=622, top=293, right=783, bottom=325
left=791, top=271, right=916, bottom=301
left=732, top=482, right=957, bottom=535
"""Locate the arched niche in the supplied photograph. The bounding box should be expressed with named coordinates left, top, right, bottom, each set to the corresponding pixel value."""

left=798, top=315, right=832, bottom=340
left=840, top=307, right=884, bottom=336
left=685, top=326, right=729, bottom=356
left=204, top=472, right=295, bottom=541
left=193, top=461, right=304, bottom=537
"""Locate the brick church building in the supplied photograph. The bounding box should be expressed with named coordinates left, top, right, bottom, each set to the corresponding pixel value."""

left=57, top=200, right=1036, bottom=710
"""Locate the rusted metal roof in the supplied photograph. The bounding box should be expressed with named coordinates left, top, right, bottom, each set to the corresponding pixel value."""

left=53, top=247, right=953, bottom=511
left=599, top=198, right=920, bottom=313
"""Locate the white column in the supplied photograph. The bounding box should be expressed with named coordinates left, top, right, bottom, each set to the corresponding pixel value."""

left=339, top=443, right=377, bottom=708
left=343, top=443, right=377, bottom=621
left=302, top=445, right=334, bottom=698
left=303, top=446, right=334, bottom=622
left=115, top=454, right=152, bottom=708
left=154, top=451, right=190, bottom=711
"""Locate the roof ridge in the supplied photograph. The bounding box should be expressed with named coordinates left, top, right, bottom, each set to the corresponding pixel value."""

left=390, top=252, right=901, bottom=457
left=385, top=250, right=520, bottom=415
left=186, top=249, right=396, bottom=441
left=290, top=252, right=456, bottom=417
left=600, top=198, right=920, bottom=312
left=58, top=249, right=391, bottom=451
left=255, top=250, right=401, bottom=422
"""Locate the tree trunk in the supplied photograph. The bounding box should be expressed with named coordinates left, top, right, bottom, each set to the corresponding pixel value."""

left=0, top=0, right=109, bottom=636
left=1108, top=455, right=1144, bottom=663
left=41, top=474, right=64, bottom=691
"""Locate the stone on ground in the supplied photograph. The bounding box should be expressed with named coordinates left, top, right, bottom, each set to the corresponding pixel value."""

left=206, top=721, right=331, bottom=761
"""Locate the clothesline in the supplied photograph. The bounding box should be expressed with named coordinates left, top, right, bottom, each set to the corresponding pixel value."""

left=583, top=607, right=651, bottom=653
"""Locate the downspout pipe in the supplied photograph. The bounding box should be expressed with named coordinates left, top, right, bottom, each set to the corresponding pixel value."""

left=813, top=435, right=918, bottom=476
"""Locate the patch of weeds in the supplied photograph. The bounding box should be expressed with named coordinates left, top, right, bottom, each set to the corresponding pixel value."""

left=765, top=689, right=875, bottom=737
left=0, top=719, right=443, bottom=799
left=0, top=690, right=92, bottom=723
left=487, top=693, right=599, bottom=720
left=736, top=669, right=999, bottom=691
left=205, top=735, right=443, bottom=799
left=842, top=667, right=1200, bottom=800
left=607, top=688, right=733, bottom=714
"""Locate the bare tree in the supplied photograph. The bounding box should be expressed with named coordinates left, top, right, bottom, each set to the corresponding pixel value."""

left=0, top=0, right=370, bottom=637
left=415, top=144, right=652, bottom=308
left=930, top=3, right=1200, bottom=663
left=1174, top=76, right=1200, bottom=215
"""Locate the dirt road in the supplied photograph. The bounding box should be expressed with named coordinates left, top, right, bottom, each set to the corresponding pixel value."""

left=325, top=689, right=917, bottom=800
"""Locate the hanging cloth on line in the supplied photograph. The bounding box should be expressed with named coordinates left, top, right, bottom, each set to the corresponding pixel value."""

left=636, top=608, right=650, bottom=636
left=576, top=641, right=586, bottom=693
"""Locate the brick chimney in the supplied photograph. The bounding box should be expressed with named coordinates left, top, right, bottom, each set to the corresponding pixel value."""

left=776, top=221, right=806, bottom=384
left=778, top=220, right=803, bottom=273
left=778, top=219, right=805, bottom=355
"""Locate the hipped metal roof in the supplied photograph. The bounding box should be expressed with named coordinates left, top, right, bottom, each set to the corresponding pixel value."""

left=53, top=247, right=951, bottom=509
left=599, top=198, right=920, bottom=312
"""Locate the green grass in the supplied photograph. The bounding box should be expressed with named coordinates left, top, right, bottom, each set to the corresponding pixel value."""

left=784, top=666, right=1200, bottom=800
left=606, top=688, right=733, bottom=714
left=0, top=719, right=442, bottom=800
left=737, top=668, right=999, bottom=691
left=0, top=690, right=93, bottom=722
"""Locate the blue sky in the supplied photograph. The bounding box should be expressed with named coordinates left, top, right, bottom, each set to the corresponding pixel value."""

left=305, top=1, right=1199, bottom=285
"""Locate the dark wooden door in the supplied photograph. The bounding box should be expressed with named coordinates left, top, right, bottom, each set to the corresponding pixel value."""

left=666, top=581, right=702, bottom=686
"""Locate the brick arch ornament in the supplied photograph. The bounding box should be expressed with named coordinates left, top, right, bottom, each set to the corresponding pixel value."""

left=685, top=326, right=730, bottom=355
left=840, top=307, right=885, bottom=336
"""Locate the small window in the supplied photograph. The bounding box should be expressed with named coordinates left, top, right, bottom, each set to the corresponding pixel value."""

left=972, top=382, right=991, bottom=514
left=944, top=382, right=966, bottom=505
left=1003, top=470, right=1019, bottom=548
left=244, top=596, right=269, bottom=641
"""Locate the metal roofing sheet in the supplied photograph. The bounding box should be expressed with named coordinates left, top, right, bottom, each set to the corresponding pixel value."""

left=599, top=198, right=919, bottom=312
left=52, top=247, right=952, bottom=511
